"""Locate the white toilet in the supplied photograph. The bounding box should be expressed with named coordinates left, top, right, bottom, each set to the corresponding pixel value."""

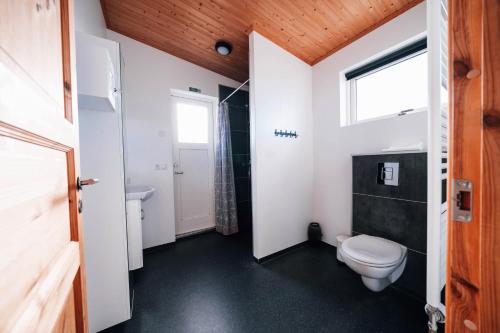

left=339, top=234, right=407, bottom=292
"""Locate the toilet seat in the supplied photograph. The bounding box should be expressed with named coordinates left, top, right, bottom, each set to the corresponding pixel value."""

left=341, top=235, right=405, bottom=267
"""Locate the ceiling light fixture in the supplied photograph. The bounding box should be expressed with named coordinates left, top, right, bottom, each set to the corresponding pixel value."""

left=215, top=40, right=232, bottom=56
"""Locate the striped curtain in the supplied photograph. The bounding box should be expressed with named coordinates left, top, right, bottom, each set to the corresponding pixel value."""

left=214, top=102, right=238, bottom=235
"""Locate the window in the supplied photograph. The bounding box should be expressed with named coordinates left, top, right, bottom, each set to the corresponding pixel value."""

left=176, top=102, right=209, bottom=143
left=345, top=38, right=428, bottom=124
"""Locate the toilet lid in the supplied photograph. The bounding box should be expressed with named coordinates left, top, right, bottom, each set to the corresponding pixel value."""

left=341, top=235, right=404, bottom=266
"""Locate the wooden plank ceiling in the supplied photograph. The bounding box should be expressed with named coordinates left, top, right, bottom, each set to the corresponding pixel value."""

left=101, top=0, right=423, bottom=82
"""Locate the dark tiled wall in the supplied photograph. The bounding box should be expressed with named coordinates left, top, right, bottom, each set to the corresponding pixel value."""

left=219, top=85, right=252, bottom=236
left=352, top=153, right=427, bottom=299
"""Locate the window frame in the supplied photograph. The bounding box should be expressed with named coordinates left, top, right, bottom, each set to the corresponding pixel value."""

left=345, top=39, right=428, bottom=125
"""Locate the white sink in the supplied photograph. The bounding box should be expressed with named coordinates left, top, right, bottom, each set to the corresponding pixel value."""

left=126, top=185, right=155, bottom=201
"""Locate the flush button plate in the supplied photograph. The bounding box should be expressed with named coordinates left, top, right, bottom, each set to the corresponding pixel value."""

left=377, top=162, right=399, bottom=186
left=452, top=179, right=473, bottom=223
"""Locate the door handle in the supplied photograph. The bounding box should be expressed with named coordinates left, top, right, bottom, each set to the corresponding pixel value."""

left=174, top=171, right=184, bottom=175
left=77, top=177, right=99, bottom=190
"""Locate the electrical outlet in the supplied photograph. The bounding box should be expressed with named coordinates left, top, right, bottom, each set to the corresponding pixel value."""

left=155, top=163, right=168, bottom=170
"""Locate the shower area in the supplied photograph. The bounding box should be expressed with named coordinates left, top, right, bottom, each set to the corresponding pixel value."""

left=218, top=84, right=252, bottom=239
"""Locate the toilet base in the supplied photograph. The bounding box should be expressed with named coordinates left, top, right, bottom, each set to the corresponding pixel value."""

left=359, top=256, right=407, bottom=292
left=361, top=276, right=390, bottom=292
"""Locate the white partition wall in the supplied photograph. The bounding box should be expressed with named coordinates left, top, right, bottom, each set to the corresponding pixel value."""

left=426, top=0, right=448, bottom=327
left=249, top=32, right=314, bottom=259
left=77, top=33, right=131, bottom=332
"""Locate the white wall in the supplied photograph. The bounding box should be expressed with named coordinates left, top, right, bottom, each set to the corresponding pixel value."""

left=106, top=31, right=244, bottom=248
left=74, top=0, right=106, bottom=37
left=249, top=32, right=314, bottom=259
left=312, top=3, right=427, bottom=246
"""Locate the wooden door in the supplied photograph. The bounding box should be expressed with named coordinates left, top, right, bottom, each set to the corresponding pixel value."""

left=447, top=0, right=500, bottom=332
left=0, top=0, right=87, bottom=332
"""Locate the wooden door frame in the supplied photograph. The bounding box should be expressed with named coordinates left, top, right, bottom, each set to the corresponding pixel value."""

left=65, top=0, right=88, bottom=331
left=65, top=0, right=89, bottom=330
left=447, top=0, right=499, bottom=332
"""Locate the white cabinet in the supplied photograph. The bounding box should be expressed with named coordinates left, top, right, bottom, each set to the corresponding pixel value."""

left=77, top=33, right=131, bottom=332
left=126, top=200, right=144, bottom=270
left=76, top=32, right=117, bottom=112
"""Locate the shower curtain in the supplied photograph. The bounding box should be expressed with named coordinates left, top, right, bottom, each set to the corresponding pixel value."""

left=215, top=102, right=238, bottom=235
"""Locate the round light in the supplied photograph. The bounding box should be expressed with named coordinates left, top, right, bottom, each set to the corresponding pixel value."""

left=215, top=40, right=232, bottom=56
left=217, top=45, right=230, bottom=55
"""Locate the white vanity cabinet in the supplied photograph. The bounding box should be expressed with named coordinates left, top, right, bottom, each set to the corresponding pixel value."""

left=125, top=185, right=155, bottom=271
left=126, top=200, right=143, bottom=270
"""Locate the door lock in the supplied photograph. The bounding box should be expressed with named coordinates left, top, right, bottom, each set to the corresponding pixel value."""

left=452, top=179, right=472, bottom=222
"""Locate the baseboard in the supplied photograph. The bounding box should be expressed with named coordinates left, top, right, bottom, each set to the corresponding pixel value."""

left=143, top=228, right=218, bottom=255
left=143, top=242, right=175, bottom=255
left=389, top=283, right=426, bottom=303
left=253, top=239, right=341, bottom=264
left=145, top=237, right=335, bottom=262
left=254, top=240, right=309, bottom=264
left=176, top=227, right=216, bottom=240
left=319, top=240, right=337, bottom=252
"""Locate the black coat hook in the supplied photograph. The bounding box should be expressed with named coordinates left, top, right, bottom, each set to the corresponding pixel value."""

left=274, top=129, right=299, bottom=138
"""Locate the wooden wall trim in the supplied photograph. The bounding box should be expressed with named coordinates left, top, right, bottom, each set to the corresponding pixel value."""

left=60, top=0, right=73, bottom=123
left=447, top=0, right=500, bottom=331
left=446, top=0, right=483, bottom=331
left=480, top=0, right=500, bottom=331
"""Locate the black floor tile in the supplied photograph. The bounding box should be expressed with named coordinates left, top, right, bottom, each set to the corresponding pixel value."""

left=102, top=233, right=427, bottom=333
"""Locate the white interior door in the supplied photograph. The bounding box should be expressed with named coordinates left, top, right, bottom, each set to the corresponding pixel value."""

left=172, top=96, right=215, bottom=236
